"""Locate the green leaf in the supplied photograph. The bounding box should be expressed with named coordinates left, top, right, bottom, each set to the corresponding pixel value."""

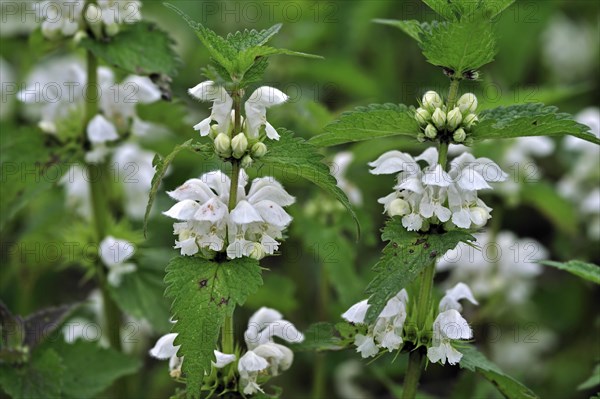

left=423, top=0, right=515, bottom=20
left=144, top=139, right=212, bottom=237
left=108, top=249, right=172, bottom=332
left=0, top=348, right=65, bottom=399
left=50, top=340, right=141, bottom=399
left=458, top=344, right=538, bottom=398
left=578, top=364, right=600, bottom=390
left=422, top=0, right=460, bottom=20
left=0, top=125, right=76, bottom=232
left=165, top=256, right=263, bottom=397
left=164, top=3, right=319, bottom=81
left=311, top=104, right=419, bottom=147
left=540, top=260, right=600, bottom=285
left=373, top=19, right=432, bottom=43
left=365, top=219, right=474, bottom=323
left=421, top=19, right=496, bottom=74
left=79, top=22, right=180, bottom=77
left=288, top=322, right=343, bottom=352
left=472, top=103, right=599, bottom=144
left=259, top=129, right=360, bottom=236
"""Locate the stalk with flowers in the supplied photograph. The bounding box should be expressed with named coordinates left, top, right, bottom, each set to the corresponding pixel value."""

left=305, top=1, right=599, bottom=398
left=143, top=4, right=357, bottom=398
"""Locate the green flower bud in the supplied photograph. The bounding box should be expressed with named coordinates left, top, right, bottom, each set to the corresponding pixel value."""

left=424, top=124, right=438, bottom=139
left=85, top=4, right=103, bottom=40
left=453, top=128, right=467, bottom=143
left=463, top=113, right=479, bottom=129
left=241, top=154, right=253, bottom=169
left=432, top=108, right=446, bottom=130
left=414, top=107, right=431, bottom=126
left=457, top=93, right=478, bottom=114
left=417, top=133, right=426, bottom=142
left=105, top=23, right=120, bottom=37
left=388, top=198, right=411, bottom=217
left=73, top=31, right=88, bottom=44
left=446, top=107, right=463, bottom=131
left=248, top=242, right=266, bottom=260
left=422, top=91, right=443, bottom=111
left=214, top=133, right=231, bottom=157
left=251, top=142, right=267, bottom=158
left=231, top=133, right=248, bottom=158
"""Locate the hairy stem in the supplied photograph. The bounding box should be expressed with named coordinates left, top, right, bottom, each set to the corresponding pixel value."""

left=222, top=89, right=242, bottom=355
left=312, top=268, right=330, bottom=398
left=446, top=78, right=461, bottom=110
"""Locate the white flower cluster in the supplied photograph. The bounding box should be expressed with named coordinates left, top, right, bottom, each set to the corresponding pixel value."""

left=370, top=147, right=507, bottom=231
left=149, top=307, right=303, bottom=395
left=37, top=0, right=141, bottom=40
left=415, top=91, right=479, bottom=144
left=342, top=283, right=477, bottom=365
left=438, top=231, right=546, bottom=304
left=238, top=307, right=304, bottom=395
left=164, top=169, right=295, bottom=260
left=18, top=58, right=161, bottom=162
left=342, top=290, right=409, bottom=358
left=188, top=81, right=287, bottom=167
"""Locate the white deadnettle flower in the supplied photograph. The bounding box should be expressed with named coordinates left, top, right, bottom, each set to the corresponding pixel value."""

left=342, top=290, right=409, bottom=358
left=188, top=81, right=287, bottom=140
left=239, top=307, right=303, bottom=395
left=370, top=148, right=506, bottom=231
left=427, top=283, right=476, bottom=365
left=36, top=1, right=85, bottom=39
left=60, top=165, right=92, bottom=219
left=99, top=236, right=137, bottom=287
left=17, top=58, right=161, bottom=161
left=438, top=231, right=546, bottom=304
left=164, top=169, right=295, bottom=259
left=331, top=152, right=363, bottom=206
left=149, top=332, right=235, bottom=378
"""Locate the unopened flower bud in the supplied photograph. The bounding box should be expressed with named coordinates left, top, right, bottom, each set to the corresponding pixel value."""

left=453, top=128, right=467, bottom=143
left=415, top=107, right=431, bottom=126
left=417, top=133, right=426, bottom=142
left=446, top=107, right=463, bottom=131
left=105, top=23, right=120, bottom=37
left=463, top=113, right=479, bottom=129
left=241, top=154, right=253, bottom=168
left=214, top=133, right=231, bottom=157
left=432, top=108, right=446, bottom=130
left=248, top=242, right=266, bottom=260
left=470, top=207, right=490, bottom=227
left=422, top=91, right=443, bottom=111
left=85, top=4, right=103, bottom=39
left=388, top=198, right=410, bottom=217
left=424, top=124, right=437, bottom=139
left=73, top=30, right=88, bottom=44
left=231, top=133, right=248, bottom=158
left=457, top=93, right=478, bottom=114
left=251, top=142, right=267, bottom=158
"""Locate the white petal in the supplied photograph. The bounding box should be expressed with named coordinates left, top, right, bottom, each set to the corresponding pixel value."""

left=451, top=208, right=471, bottom=229
left=341, top=300, right=370, bottom=324
left=458, top=169, right=491, bottom=191
left=402, top=213, right=423, bottom=231
left=163, top=200, right=200, bottom=220
left=231, top=200, right=263, bottom=224
left=247, top=86, right=288, bottom=107
left=247, top=180, right=295, bottom=206
left=253, top=200, right=292, bottom=227
left=433, top=309, right=472, bottom=340
left=193, top=117, right=212, bottom=136
left=193, top=197, right=228, bottom=223
left=122, top=75, right=161, bottom=103
left=415, top=147, right=439, bottom=166
left=149, top=333, right=180, bottom=360
left=87, top=114, right=119, bottom=143
left=213, top=350, right=236, bottom=368
left=422, top=164, right=452, bottom=187
left=369, top=151, right=418, bottom=175
left=175, top=237, right=199, bottom=256
left=99, top=236, right=135, bottom=266
left=238, top=351, right=269, bottom=373
left=168, top=179, right=215, bottom=203
left=354, top=334, right=379, bottom=358
left=264, top=122, right=280, bottom=140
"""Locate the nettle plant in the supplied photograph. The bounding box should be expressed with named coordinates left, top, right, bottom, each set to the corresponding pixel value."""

left=142, top=4, right=358, bottom=398
left=302, top=1, right=600, bottom=398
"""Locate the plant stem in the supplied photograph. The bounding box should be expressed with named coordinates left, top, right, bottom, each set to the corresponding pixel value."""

left=85, top=49, right=125, bottom=396
left=312, top=267, right=330, bottom=398
left=222, top=89, right=242, bottom=355
left=402, top=77, right=460, bottom=399
left=446, top=78, right=461, bottom=110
